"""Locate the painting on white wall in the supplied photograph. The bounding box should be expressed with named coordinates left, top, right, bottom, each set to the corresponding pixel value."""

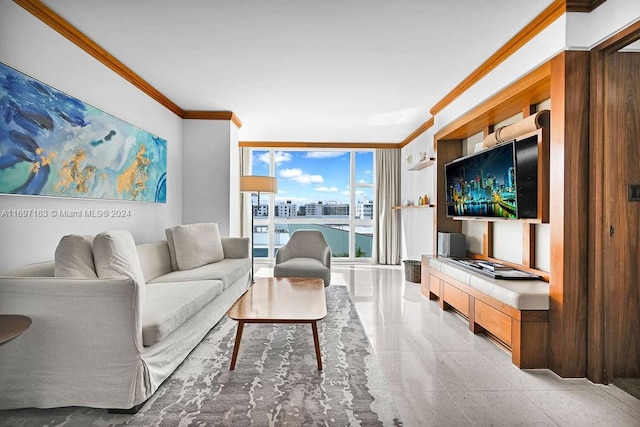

left=0, top=62, right=167, bottom=203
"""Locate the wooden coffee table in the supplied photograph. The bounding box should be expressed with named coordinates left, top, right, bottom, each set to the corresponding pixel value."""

left=227, top=277, right=327, bottom=370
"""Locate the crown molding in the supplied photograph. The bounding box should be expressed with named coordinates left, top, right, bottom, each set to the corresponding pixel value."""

left=239, top=141, right=400, bottom=149
left=398, top=117, right=434, bottom=148
left=434, top=60, right=551, bottom=141
left=429, top=0, right=565, bottom=117
left=566, top=0, right=606, bottom=13
left=183, top=111, right=243, bottom=128
left=12, top=0, right=183, bottom=117
left=13, top=0, right=245, bottom=128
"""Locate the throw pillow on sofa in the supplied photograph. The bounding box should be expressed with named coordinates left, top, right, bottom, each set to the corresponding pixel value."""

left=93, top=229, right=147, bottom=302
left=164, top=227, right=179, bottom=271
left=167, top=222, right=224, bottom=270
left=54, top=234, right=98, bottom=278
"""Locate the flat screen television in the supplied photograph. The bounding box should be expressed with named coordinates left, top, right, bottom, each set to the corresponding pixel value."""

left=445, top=134, right=538, bottom=219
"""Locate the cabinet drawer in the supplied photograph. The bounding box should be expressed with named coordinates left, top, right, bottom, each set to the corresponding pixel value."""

left=443, top=282, right=469, bottom=316
left=429, top=274, right=441, bottom=297
left=421, top=273, right=430, bottom=298
left=475, top=300, right=512, bottom=347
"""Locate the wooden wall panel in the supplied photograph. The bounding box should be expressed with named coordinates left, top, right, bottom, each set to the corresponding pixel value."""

left=588, top=19, right=640, bottom=385
left=435, top=141, right=463, bottom=234
left=602, top=52, right=640, bottom=380
left=548, top=51, right=590, bottom=377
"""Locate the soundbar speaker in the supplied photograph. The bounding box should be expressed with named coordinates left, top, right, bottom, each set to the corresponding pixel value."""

left=437, top=232, right=467, bottom=258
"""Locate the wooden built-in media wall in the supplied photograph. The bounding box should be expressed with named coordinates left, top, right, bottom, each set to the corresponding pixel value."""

left=423, top=52, right=590, bottom=378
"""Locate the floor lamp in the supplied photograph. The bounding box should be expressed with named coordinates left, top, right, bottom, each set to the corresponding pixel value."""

left=240, top=175, right=278, bottom=282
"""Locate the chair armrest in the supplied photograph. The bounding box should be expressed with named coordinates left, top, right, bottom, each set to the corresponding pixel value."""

left=322, top=246, right=332, bottom=269
left=275, top=244, right=293, bottom=264
left=222, top=237, right=250, bottom=259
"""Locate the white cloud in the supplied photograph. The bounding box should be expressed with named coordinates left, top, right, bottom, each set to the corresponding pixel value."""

left=364, top=169, right=372, bottom=175
left=258, top=152, right=270, bottom=164
left=315, top=186, right=338, bottom=192
left=358, top=179, right=368, bottom=184
left=305, top=151, right=346, bottom=159
left=274, top=151, right=292, bottom=165
left=279, top=168, right=323, bottom=185
left=342, top=190, right=351, bottom=196
left=279, top=168, right=302, bottom=178
left=258, top=151, right=292, bottom=165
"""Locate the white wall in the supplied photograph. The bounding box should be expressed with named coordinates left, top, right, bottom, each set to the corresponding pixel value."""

left=401, top=12, right=567, bottom=265
left=228, top=125, right=241, bottom=237
left=182, top=120, right=233, bottom=236
left=566, top=0, right=640, bottom=49
left=402, top=2, right=640, bottom=268
left=400, top=131, right=437, bottom=260
left=0, top=1, right=183, bottom=268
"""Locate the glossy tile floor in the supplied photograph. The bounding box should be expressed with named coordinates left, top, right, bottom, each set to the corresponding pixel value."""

left=328, top=263, right=640, bottom=427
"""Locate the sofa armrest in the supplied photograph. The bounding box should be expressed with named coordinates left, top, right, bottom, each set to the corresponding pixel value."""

left=221, top=237, right=250, bottom=259
left=0, top=277, right=145, bottom=409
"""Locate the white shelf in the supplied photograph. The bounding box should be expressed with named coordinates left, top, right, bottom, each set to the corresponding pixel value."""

left=392, top=204, right=435, bottom=210
left=408, top=157, right=436, bottom=171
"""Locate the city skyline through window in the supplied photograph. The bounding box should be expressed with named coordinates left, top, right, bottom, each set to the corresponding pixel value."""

left=249, top=149, right=375, bottom=260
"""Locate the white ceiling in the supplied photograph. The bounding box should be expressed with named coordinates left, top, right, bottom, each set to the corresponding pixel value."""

left=42, top=0, right=554, bottom=143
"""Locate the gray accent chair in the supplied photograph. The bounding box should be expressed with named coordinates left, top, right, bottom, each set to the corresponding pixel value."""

left=274, top=230, right=332, bottom=286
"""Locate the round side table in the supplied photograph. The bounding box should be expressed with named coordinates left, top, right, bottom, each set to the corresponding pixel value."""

left=0, top=315, right=32, bottom=347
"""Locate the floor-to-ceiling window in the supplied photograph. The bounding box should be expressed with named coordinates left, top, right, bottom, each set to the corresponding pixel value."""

left=248, top=149, right=375, bottom=261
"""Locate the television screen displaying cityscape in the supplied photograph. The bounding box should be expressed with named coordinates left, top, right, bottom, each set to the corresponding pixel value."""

left=445, top=142, right=518, bottom=218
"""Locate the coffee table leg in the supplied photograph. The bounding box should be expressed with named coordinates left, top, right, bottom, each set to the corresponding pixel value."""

left=311, top=321, right=322, bottom=370
left=230, top=321, right=245, bottom=370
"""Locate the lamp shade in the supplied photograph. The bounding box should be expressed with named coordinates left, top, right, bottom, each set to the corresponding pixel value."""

left=240, top=175, right=277, bottom=193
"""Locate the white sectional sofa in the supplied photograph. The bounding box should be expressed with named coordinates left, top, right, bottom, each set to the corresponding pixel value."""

left=0, top=225, right=250, bottom=411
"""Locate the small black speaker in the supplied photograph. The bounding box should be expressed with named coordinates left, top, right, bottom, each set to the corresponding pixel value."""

left=514, top=134, right=538, bottom=219
left=438, top=232, right=467, bottom=258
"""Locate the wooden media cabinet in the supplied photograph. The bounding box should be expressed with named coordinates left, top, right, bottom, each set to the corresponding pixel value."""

left=421, top=256, right=549, bottom=369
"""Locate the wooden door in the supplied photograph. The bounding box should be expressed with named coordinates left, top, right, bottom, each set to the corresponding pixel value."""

left=603, top=51, right=640, bottom=381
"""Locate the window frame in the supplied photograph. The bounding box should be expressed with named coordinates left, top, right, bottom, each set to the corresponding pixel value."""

left=249, top=148, right=376, bottom=261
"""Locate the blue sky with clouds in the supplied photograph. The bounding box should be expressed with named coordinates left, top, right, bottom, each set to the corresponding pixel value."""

left=251, top=150, right=373, bottom=205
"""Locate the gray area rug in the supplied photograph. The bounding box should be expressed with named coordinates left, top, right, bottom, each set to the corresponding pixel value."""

left=0, top=286, right=403, bottom=426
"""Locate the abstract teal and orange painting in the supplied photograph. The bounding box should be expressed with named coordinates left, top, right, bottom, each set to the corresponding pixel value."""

left=0, top=62, right=167, bottom=203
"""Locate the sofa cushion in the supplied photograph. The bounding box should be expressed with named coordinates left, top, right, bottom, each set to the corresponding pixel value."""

left=141, top=280, right=224, bottom=346
left=136, top=241, right=173, bottom=283
left=93, top=229, right=146, bottom=302
left=54, top=234, right=97, bottom=278
left=149, top=258, right=249, bottom=290
left=429, top=257, right=549, bottom=310
left=164, top=228, right=179, bottom=271
left=168, top=223, right=224, bottom=270
left=273, top=257, right=331, bottom=286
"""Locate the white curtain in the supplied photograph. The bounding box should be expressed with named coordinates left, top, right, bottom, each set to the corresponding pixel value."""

left=375, top=148, right=401, bottom=265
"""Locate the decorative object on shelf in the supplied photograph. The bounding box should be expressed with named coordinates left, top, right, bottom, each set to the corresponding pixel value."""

left=418, top=196, right=423, bottom=205
left=406, top=154, right=413, bottom=164
left=419, top=151, right=428, bottom=162
left=420, top=194, right=430, bottom=205
left=0, top=62, right=168, bottom=203
left=403, top=199, right=414, bottom=206
left=483, top=109, right=549, bottom=148
left=240, top=175, right=278, bottom=281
